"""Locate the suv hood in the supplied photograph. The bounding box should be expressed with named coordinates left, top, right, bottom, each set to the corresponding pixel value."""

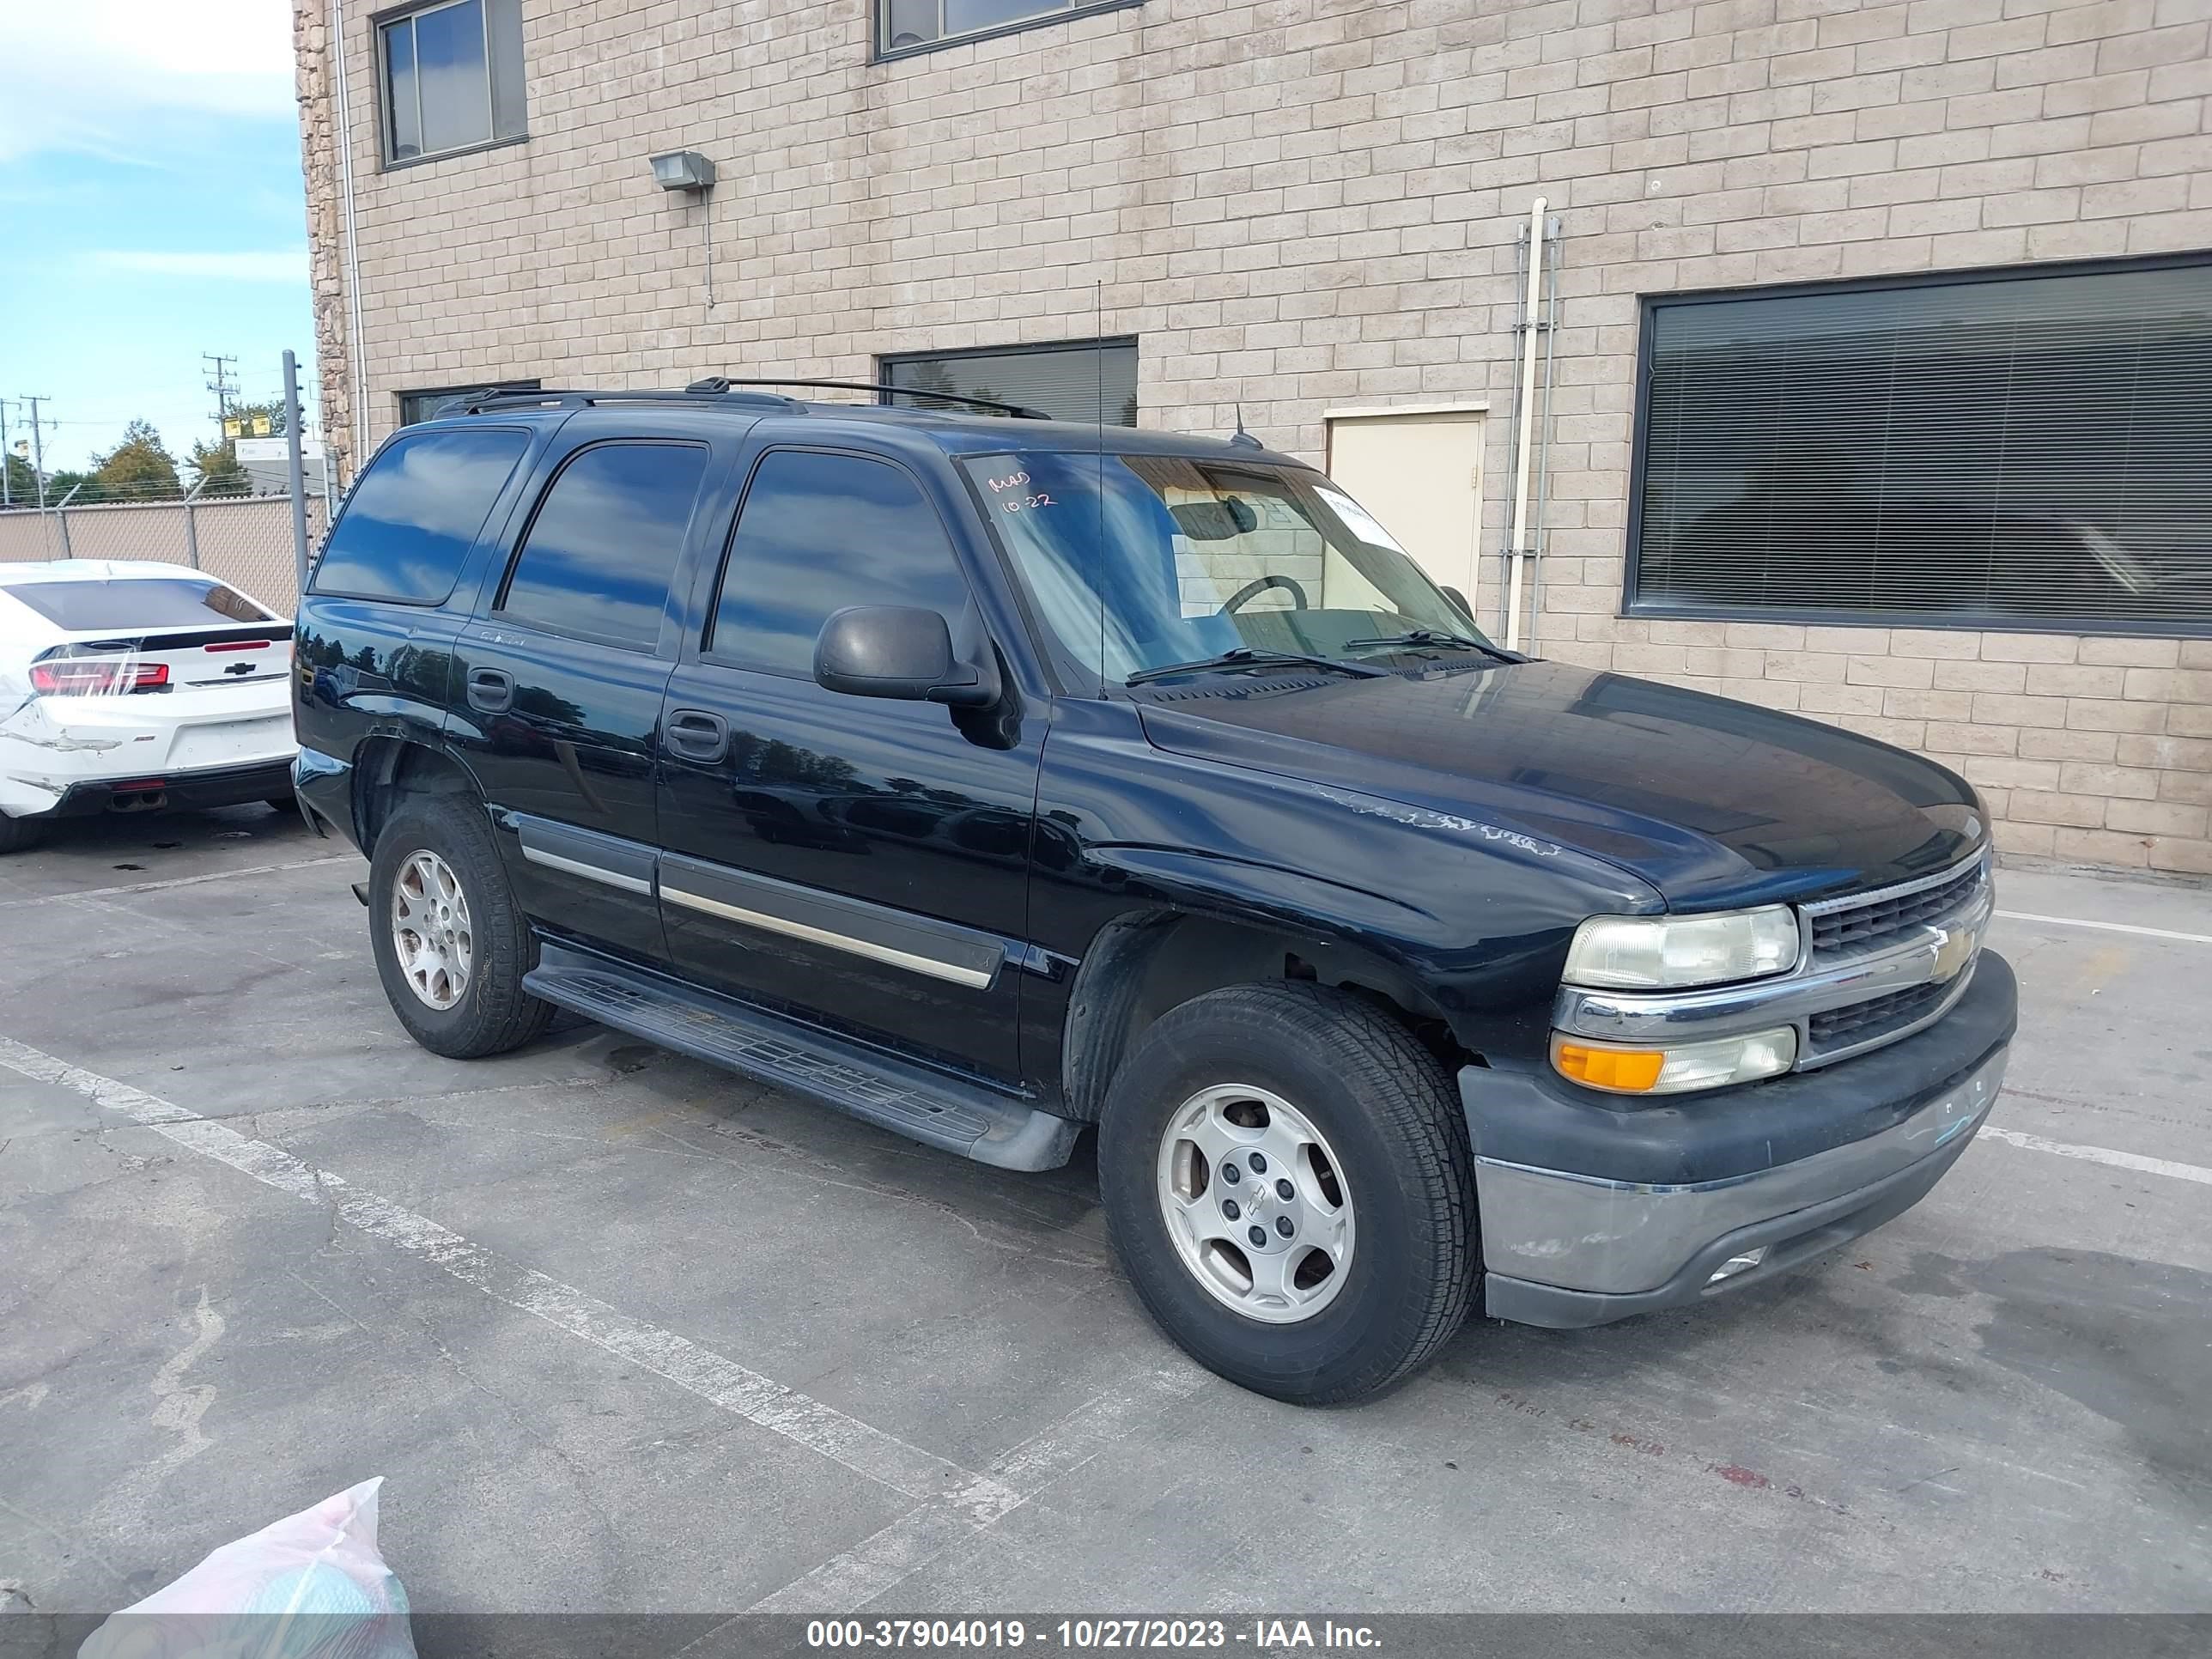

left=1134, top=661, right=1985, bottom=910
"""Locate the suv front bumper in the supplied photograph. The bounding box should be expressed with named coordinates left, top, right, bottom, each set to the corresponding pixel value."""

left=1461, top=950, right=2015, bottom=1328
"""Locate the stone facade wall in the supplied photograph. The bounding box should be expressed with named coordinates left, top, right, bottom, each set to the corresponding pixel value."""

left=292, top=0, right=357, bottom=484
left=290, top=0, right=2212, bottom=873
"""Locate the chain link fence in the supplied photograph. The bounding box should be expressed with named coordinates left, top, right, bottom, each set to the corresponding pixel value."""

left=0, top=488, right=327, bottom=615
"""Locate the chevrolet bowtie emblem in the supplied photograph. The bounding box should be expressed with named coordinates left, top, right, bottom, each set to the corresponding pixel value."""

left=1929, top=924, right=1975, bottom=982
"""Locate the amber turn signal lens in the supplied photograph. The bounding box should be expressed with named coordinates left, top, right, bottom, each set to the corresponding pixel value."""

left=1551, top=1041, right=1665, bottom=1092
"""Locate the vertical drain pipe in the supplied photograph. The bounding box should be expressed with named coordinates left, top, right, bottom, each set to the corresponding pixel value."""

left=1502, top=197, right=1547, bottom=651
left=1526, top=216, right=1561, bottom=653
left=331, top=0, right=369, bottom=475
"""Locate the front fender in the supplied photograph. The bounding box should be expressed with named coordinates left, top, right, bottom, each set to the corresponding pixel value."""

left=1085, top=842, right=1438, bottom=940
left=1032, top=699, right=1662, bottom=1067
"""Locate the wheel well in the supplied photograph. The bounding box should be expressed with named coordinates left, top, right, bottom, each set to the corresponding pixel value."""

left=1059, top=910, right=1470, bottom=1121
left=352, top=738, right=478, bottom=856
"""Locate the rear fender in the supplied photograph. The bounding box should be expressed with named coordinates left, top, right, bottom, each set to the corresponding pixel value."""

left=348, top=731, right=489, bottom=856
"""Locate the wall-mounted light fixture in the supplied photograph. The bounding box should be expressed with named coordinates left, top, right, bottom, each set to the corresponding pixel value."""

left=648, top=149, right=720, bottom=311
left=649, top=149, right=716, bottom=192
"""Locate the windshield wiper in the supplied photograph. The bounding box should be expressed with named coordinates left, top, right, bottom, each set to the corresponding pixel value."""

left=1125, top=648, right=1390, bottom=687
left=1342, top=629, right=1523, bottom=664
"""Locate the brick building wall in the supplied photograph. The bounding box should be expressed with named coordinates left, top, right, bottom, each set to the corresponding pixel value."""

left=290, top=0, right=2212, bottom=874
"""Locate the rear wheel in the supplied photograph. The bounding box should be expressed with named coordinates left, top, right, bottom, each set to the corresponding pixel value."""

left=368, top=797, right=553, bottom=1058
left=1098, top=981, right=1480, bottom=1404
left=0, top=812, right=43, bottom=855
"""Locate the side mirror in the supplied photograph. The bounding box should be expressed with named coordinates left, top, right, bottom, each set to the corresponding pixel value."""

left=814, top=605, right=1000, bottom=708
left=1442, top=585, right=1474, bottom=620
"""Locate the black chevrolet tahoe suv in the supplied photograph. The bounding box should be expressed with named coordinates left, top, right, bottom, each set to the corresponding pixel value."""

left=293, top=381, right=2015, bottom=1404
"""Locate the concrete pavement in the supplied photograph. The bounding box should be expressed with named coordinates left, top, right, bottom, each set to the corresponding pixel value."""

left=1, top=805, right=2206, bottom=1626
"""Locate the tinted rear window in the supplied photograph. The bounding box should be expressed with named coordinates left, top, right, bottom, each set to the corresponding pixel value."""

left=312, top=427, right=532, bottom=605
left=497, top=441, right=711, bottom=649
left=3, top=579, right=274, bottom=632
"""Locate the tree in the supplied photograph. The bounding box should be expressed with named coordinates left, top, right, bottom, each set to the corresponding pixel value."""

left=187, top=438, right=250, bottom=495
left=229, top=398, right=288, bottom=437
left=89, top=421, right=181, bottom=501
left=3, top=452, right=36, bottom=506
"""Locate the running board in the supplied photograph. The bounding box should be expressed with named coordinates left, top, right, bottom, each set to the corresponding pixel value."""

left=524, top=944, right=1079, bottom=1171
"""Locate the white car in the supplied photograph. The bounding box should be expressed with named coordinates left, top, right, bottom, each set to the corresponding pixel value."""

left=0, top=561, right=298, bottom=853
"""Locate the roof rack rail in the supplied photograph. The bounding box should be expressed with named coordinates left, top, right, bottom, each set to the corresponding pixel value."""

left=684, top=377, right=1052, bottom=420
left=449, top=386, right=806, bottom=416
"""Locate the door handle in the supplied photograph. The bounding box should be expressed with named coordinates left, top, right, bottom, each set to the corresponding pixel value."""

left=665, top=708, right=729, bottom=763
left=466, top=666, right=514, bottom=713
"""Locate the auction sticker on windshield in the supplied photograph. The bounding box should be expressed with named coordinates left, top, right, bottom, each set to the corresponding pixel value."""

left=1315, top=486, right=1411, bottom=554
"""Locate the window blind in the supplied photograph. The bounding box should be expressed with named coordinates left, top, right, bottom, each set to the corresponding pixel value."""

left=883, top=340, right=1138, bottom=428
left=1630, top=258, right=2212, bottom=634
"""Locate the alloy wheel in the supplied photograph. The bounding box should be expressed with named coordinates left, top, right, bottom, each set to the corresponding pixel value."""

left=1154, top=1083, right=1355, bottom=1324
left=392, top=849, right=473, bottom=1011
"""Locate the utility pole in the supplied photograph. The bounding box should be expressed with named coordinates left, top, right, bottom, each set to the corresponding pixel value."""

left=204, top=353, right=239, bottom=429
left=0, top=398, right=14, bottom=509
left=22, top=397, right=50, bottom=511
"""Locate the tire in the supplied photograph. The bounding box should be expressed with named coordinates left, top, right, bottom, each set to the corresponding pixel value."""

left=368, top=796, right=554, bottom=1058
left=1097, top=981, right=1480, bottom=1405
left=0, top=811, right=43, bottom=855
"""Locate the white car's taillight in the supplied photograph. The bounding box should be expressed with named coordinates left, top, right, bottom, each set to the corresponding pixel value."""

left=28, top=659, right=170, bottom=696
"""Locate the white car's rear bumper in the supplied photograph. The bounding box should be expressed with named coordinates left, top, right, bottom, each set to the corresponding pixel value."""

left=0, top=684, right=296, bottom=819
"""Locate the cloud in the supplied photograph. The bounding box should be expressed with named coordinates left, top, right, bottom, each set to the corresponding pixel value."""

left=94, top=248, right=310, bottom=283
left=0, top=2, right=297, bottom=164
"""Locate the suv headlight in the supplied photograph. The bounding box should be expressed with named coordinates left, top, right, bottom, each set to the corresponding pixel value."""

left=1563, top=906, right=1799, bottom=991
left=1553, top=1027, right=1797, bottom=1095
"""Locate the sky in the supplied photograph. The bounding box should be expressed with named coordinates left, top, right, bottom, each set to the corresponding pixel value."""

left=0, top=1, right=318, bottom=478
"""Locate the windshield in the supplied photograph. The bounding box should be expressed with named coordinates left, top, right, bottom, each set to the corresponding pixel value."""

left=961, top=452, right=1491, bottom=684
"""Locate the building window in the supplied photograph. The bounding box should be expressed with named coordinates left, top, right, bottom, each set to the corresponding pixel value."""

left=880, top=0, right=1133, bottom=57
left=397, top=380, right=541, bottom=427
left=1628, top=256, right=2212, bottom=635
left=380, top=0, right=526, bottom=166
left=880, top=339, right=1139, bottom=428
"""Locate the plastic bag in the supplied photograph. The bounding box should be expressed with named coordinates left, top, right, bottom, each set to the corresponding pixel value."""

left=79, top=1478, right=416, bottom=1659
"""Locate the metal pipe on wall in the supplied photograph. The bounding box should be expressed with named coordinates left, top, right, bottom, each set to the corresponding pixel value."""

left=1502, top=197, right=1547, bottom=651
left=1526, top=215, right=1561, bottom=653
left=332, top=0, right=368, bottom=476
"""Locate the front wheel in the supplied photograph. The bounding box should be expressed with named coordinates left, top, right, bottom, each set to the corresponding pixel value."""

left=1098, top=982, right=1480, bottom=1404
left=368, top=797, right=553, bottom=1058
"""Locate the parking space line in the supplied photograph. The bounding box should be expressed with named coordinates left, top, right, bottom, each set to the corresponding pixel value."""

left=1978, top=1123, right=2212, bottom=1188
left=1995, top=909, right=2212, bottom=945
left=0, top=855, right=356, bottom=909
left=747, top=1368, right=1208, bottom=1615
left=0, top=1034, right=1018, bottom=1518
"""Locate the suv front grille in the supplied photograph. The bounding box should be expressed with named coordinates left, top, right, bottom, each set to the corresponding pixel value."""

left=1808, top=858, right=1985, bottom=957
left=1808, top=980, right=1952, bottom=1050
